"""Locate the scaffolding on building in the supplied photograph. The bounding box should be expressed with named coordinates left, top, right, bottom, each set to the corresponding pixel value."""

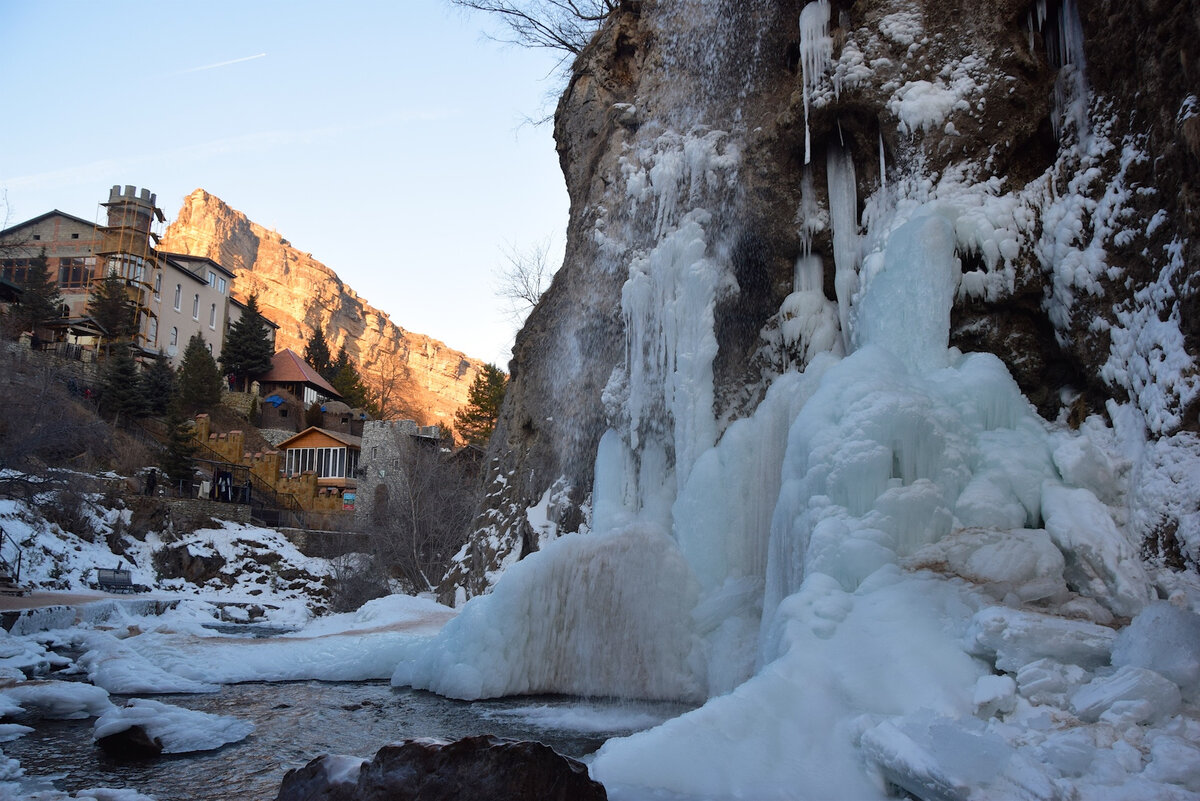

left=92, top=184, right=165, bottom=355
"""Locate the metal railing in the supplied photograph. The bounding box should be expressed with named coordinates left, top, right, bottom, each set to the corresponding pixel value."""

left=0, top=525, right=23, bottom=585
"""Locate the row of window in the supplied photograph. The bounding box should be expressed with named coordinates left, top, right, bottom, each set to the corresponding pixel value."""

left=284, top=446, right=359, bottom=480
left=2, top=256, right=97, bottom=288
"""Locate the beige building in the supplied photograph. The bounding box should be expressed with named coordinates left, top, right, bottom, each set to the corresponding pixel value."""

left=0, top=185, right=262, bottom=368
left=151, top=252, right=236, bottom=364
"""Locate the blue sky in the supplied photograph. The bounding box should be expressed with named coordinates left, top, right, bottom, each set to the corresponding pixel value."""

left=0, top=0, right=570, bottom=364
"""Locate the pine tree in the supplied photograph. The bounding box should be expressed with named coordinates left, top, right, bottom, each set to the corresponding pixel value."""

left=14, top=248, right=63, bottom=335
left=160, top=401, right=196, bottom=488
left=303, top=323, right=332, bottom=380
left=142, top=353, right=176, bottom=416
left=98, top=342, right=145, bottom=422
left=176, top=333, right=223, bottom=413
left=86, top=273, right=137, bottom=353
left=453, top=363, right=507, bottom=446
left=328, top=346, right=379, bottom=416
left=219, top=293, right=274, bottom=390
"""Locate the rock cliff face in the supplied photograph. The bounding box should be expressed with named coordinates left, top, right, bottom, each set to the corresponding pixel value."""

left=160, top=190, right=483, bottom=426
left=445, top=0, right=1199, bottom=597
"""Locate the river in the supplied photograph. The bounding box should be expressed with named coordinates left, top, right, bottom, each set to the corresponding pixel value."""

left=4, top=679, right=692, bottom=800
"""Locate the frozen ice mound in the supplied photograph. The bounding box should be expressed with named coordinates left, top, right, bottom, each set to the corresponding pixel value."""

left=904, top=527, right=1067, bottom=603
left=1112, top=601, right=1200, bottom=701
left=964, top=606, right=1116, bottom=672
left=1070, top=665, right=1182, bottom=725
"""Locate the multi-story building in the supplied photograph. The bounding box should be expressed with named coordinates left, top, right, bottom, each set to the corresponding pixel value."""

left=0, top=185, right=257, bottom=367
left=152, top=252, right=236, bottom=361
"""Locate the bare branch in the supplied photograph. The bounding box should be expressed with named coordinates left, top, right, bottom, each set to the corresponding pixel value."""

left=450, top=0, right=618, bottom=55
left=494, top=237, right=555, bottom=324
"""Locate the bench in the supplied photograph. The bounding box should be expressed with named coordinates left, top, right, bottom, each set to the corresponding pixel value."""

left=96, top=568, right=136, bottom=594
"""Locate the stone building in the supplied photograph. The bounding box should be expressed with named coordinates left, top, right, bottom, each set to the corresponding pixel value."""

left=354, top=419, right=443, bottom=524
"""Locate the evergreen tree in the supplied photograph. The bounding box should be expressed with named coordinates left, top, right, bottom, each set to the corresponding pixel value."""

left=142, top=353, right=176, bottom=416
left=14, top=248, right=63, bottom=335
left=160, top=401, right=196, bottom=488
left=328, top=346, right=379, bottom=416
left=98, top=342, right=145, bottom=422
left=219, top=293, right=274, bottom=390
left=453, top=363, right=507, bottom=446
left=176, top=333, right=223, bottom=413
left=303, top=323, right=332, bottom=380
left=86, top=273, right=137, bottom=353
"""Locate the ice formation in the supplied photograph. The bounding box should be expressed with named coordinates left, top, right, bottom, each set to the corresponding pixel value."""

left=385, top=0, right=1200, bottom=793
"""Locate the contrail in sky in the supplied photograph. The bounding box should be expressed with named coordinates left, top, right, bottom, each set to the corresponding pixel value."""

left=180, top=53, right=267, bottom=74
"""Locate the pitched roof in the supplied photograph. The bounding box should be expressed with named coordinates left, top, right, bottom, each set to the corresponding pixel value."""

left=276, top=426, right=362, bottom=450
left=0, top=209, right=97, bottom=237
left=159, top=252, right=236, bottom=279
left=257, top=349, right=341, bottom=398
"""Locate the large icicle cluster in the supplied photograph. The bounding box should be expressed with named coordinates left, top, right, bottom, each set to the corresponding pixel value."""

left=393, top=1, right=1200, bottom=798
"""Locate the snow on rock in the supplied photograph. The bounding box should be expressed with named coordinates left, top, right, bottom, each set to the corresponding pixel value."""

left=0, top=679, right=112, bottom=720
left=92, top=697, right=253, bottom=754
left=1111, top=602, right=1200, bottom=701
left=964, top=606, right=1116, bottom=673
left=1041, top=482, right=1154, bottom=617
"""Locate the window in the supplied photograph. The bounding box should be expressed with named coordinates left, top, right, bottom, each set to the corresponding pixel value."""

left=209, top=303, right=216, bottom=329
left=285, top=446, right=355, bottom=479
left=148, top=318, right=158, bottom=345
left=57, top=257, right=90, bottom=288
left=31, top=234, right=40, bottom=241
left=173, top=284, right=181, bottom=311
left=154, top=273, right=161, bottom=299
left=217, top=277, right=226, bottom=295
left=70, top=233, right=80, bottom=240
left=192, top=294, right=199, bottom=320
left=169, top=327, right=178, bottom=347
left=207, top=271, right=216, bottom=287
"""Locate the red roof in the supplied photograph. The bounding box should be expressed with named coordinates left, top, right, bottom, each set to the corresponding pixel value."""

left=258, top=349, right=341, bottom=398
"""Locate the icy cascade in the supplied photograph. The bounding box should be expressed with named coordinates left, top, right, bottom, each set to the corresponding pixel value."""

left=591, top=197, right=1158, bottom=797
left=1026, top=0, right=1089, bottom=140
left=826, top=142, right=860, bottom=353
left=799, top=0, right=833, bottom=164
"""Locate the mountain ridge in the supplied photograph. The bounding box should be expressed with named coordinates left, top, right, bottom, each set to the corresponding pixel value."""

left=160, top=188, right=484, bottom=427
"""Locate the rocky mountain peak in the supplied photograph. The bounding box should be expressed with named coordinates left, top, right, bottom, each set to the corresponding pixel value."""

left=160, top=189, right=485, bottom=426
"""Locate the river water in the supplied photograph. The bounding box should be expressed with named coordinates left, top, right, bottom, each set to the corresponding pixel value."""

left=5, top=680, right=692, bottom=800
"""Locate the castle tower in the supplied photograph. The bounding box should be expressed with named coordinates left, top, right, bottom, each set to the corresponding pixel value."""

left=96, top=185, right=165, bottom=352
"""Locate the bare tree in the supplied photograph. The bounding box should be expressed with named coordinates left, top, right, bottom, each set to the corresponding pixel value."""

left=364, top=347, right=419, bottom=422
left=451, top=0, right=618, bottom=55
left=495, top=238, right=555, bottom=324
left=363, top=433, right=479, bottom=594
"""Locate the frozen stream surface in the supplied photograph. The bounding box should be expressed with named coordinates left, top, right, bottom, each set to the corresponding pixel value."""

left=5, top=679, right=692, bottom=800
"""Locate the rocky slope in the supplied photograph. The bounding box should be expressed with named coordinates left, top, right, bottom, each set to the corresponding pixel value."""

left=444, top=0, right=1199, bottom=597
left=160, top=189, right=483, bottom=426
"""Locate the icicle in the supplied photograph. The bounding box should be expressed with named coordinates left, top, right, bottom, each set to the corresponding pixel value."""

left=878, top=130, right=887, bottom=192
left=798, top=165, right=821, bottom=258
left=799, top=0, right=833, bottom=165
left=826, top=143, right=859, bottom=352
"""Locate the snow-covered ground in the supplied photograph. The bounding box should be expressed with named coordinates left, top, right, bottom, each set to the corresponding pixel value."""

left=0, top=492, right=457, bottom=799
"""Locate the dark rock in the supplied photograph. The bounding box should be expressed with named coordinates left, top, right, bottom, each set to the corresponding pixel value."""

left=96, top=724, right=163, bottom=759
left=275, top=735, right=607, bottom=801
